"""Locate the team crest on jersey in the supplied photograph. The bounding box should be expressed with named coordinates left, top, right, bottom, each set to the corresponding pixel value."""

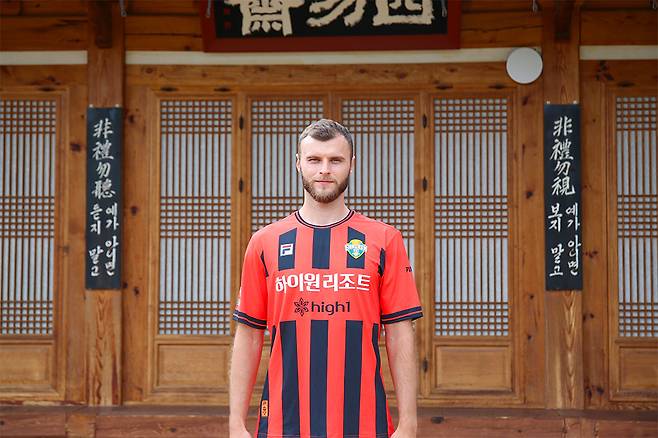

left=345, top=239, right=367, bottom=259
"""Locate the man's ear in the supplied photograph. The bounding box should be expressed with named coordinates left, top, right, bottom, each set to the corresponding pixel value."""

left=296, top=153, right=300, bottom=172
left=350, top=155, right=356, bottom=173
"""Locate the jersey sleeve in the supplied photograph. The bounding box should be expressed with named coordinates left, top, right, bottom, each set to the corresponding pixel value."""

left=379, top=228, right=423, bottom=325
left=232, top=232, right=268, bottom=330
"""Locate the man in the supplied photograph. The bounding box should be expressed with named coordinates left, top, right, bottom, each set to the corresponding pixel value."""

left=229, top=119, right=422, bottom=438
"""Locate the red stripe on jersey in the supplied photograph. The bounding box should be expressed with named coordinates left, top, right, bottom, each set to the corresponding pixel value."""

left=296, top=318, right=311, bottom=437
left=326, top=319, right=345, bottom=438
left=266, top=330, right=283, bottom=438
left=359, top=322, right=377, bottom=436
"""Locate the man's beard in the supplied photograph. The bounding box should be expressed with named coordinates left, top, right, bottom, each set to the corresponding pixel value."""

left=301, top=171, right=349, bottom=204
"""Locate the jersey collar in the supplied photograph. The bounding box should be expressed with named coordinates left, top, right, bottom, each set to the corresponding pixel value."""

left=294, top=209, right=355, bottom=229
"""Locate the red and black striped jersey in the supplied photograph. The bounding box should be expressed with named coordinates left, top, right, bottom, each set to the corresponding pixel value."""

left=234, top=210, right=422, bottom=438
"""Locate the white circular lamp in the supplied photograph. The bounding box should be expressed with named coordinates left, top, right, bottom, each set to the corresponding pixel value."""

left=506, top=48, right=543, bottom=84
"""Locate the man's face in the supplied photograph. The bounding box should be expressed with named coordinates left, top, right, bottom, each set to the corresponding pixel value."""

left=296, top=135, right=354, bottom=204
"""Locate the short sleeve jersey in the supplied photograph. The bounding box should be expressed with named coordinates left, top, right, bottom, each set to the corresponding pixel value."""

left=234, top=210, right=422, bottom=438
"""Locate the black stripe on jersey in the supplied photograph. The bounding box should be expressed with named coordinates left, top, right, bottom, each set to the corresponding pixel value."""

left=346, top=227, right=366, bottom=269
left=343, top=320, right=363, bottom=437
left=257, top=325, right=276, bottom=438
left=278, top=228, right=297, bottom=271
left=378, top=248, right=386, bottom=276
left=381, top=306, right=423, bottom=325
left=312, top=228, right=331, bottom=269
left=310, top=320, right=328, bottom=437
left=260, top=251, right=269, bottom=277
left=372, top=323, right=388, bottom=436
left=381, top=306, right=423, bottom=322
left=382, top=311, right=423, bottom=324
left=257, top=369, right=269, bottom=438
left=270, top=324, right=277, bottom=353
left=232, top=310, right=267, bottom=330
left=280, top=321, right=301, bottom=436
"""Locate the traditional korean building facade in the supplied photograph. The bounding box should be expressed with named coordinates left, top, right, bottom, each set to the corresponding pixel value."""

left=0, top=1, right=656, bottom=436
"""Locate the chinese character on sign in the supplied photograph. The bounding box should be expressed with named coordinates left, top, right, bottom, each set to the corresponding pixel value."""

left=307, top=0, right=366, bottom=27
left=554, top=159, right=571, bottom=176
left=552, top=116, right=573, bottom=138
left=226, top=0, right=304, bottom=35
left=92, top=140, right=114, bottom=161
left=93, top=118, right=113, bottom=139
left=93, top=178, right=116, bottom=199
left=552, top=175, right=575, bottom=196
left=373, top=0, right=434, bottom=25
left=550, top=138, right=573, bottom=162
left=96, top=161, right=111, bottom=179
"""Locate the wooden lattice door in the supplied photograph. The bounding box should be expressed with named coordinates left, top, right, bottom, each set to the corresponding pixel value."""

left=430, top=95, right=519, bottom=399
left=144, top=96, right=236, bottom=403
left=0, top=95, right=68, bottom=400
left=608, top=92, right=658, bottom=401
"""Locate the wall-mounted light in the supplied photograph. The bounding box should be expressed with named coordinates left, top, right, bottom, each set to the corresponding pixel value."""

left=506, top=47, right=543, bottom=84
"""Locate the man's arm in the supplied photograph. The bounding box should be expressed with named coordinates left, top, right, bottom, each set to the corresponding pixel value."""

left=385, top=320, right=418, bottom=437
left=229, top=323, right=265, bottom=437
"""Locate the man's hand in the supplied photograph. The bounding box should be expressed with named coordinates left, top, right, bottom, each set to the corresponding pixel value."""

left=391, top=422, right=418, bottom=438
left=229, top=424, right=252, bottom=438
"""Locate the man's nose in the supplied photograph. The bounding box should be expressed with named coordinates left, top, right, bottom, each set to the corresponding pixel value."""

left=319, top=159, right=331, bottom=173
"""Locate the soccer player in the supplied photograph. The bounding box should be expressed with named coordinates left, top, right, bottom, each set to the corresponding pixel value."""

left=229, top=119, right=422, bottom=438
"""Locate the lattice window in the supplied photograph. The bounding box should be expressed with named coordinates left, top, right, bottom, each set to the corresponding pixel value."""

left=341, top=98, right=416, bottom=264
left=434, top=98, right=509, bottom=337
left=159, top=100, right=232, bottom=335
left=251, top=99, right=324, bottom=232
left=0, top=99, right=56, bottom=335
left=615, top=96, right=657, bottom=338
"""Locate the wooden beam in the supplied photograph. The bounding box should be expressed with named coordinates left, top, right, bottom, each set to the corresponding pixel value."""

left=88, top=0, right=113, bottom=49
left=554, top=0, right=575, bottom=41
left=0, top=0, right=21, bottom=16
left=541, top=0, right=585, bottom=409
left=86, top=0, right=125, bottom=406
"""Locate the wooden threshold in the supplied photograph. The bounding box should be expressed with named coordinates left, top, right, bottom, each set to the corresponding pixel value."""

left=1, top=405, right=656, bottom=437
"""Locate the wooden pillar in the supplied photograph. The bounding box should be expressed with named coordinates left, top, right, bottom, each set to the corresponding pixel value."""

left=86, top=0, right=124, bottom=406
left=541, top=0, right=584, bottom=409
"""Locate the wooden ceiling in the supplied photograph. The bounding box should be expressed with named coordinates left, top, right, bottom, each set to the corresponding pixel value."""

left=0, top=0, right=655, bottom=17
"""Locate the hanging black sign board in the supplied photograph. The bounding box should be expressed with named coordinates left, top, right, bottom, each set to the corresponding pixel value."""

left=200, top=0, right=461, bottom=52
left=85, top=107, right=122, bottom=290
left=544, top=104, right=582, bottom=291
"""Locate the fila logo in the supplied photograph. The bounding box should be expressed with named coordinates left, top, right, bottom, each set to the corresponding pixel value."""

left=280, top=243, right=294, bottom=257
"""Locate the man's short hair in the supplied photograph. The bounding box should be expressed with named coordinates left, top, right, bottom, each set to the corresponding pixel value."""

left=298, top=119, right=354, bottom=156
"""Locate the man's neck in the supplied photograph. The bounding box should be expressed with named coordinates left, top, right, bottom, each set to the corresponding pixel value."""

left=298, top=195, right=350, bottom=226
